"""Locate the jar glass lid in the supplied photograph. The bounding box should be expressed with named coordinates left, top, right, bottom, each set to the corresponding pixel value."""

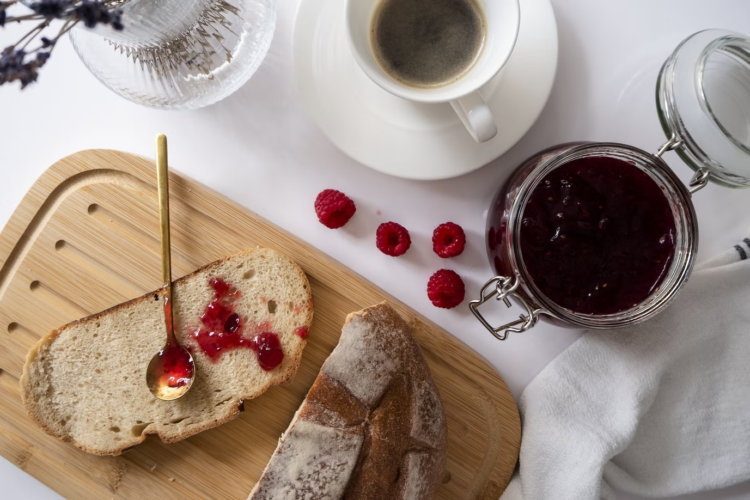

left=657, top=29, right=750, bottom=188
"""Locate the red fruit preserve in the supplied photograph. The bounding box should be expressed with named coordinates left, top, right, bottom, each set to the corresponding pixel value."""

left=482, top=142, right=697, bottom=338
left=519, top=156, right=676, bottom=314
left=190, top=278, right=284, bottom=371
left=158, top=342, right=194, bottom=388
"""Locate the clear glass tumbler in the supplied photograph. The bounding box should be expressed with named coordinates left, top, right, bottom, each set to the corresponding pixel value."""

left=70, top=0, right=277, bottom=109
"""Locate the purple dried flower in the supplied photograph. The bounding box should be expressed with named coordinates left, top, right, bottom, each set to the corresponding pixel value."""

left=110, top=9, right=123, bottom=30
left=30, top=0, right=74, bottom=20
left=73, top=0, right=111, bottom=28
left=0, top=48, right=38, bottom=88
left=1, top=0, right=125, bottom=89
left=36, top=51, right=51, bottom=64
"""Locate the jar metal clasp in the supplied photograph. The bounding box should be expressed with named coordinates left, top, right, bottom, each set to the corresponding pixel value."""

left=469, top=271, right=548, bottom=341
left=655, top=135, right=710, bottom=195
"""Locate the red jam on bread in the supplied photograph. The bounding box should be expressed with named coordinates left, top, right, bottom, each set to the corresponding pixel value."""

left=189, top=278, right=284, bottom=371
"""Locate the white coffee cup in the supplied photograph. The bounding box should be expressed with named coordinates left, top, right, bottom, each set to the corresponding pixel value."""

left=345, top=0, right=521, bottom=143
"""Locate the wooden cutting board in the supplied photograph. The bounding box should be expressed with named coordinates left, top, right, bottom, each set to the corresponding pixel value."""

left=0, top=150, right=520, bottom=499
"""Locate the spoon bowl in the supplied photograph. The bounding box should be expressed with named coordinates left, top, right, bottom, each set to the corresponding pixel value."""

left=146, top=344, right=195, bottom=400
left=147, top=291, right=195, bottom=400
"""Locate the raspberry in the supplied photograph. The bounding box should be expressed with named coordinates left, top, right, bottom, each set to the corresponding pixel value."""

left=432, top=222, right=466, bottom=258
left=427, top=269, right=465, bottom=309
left=315, top=189, right=356, bottom=229
left=376, top=222, right=411, bottom=256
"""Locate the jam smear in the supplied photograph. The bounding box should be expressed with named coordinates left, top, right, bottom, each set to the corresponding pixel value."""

left=520, top=156, right=676, bottom=315
left=253, top=332, right=284, bottom=371
left=190, top=278, right=284, bottom=371
left=295, top=326, right=309, bottom=339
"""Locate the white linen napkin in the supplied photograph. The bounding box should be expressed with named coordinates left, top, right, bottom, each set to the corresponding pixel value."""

left=500, top=234, right=750, bottom=500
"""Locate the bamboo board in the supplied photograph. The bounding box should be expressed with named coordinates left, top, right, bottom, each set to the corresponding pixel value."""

left=0, top=150, right=520, bottom=499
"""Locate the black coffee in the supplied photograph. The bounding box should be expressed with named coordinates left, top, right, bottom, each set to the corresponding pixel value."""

left=371, top=0, right=486, bottom=88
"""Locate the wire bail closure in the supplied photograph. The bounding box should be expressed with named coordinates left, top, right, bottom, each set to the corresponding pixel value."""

left=654, top=135, right=710, bottom=195
left=469, top=271, right=544, bottom=341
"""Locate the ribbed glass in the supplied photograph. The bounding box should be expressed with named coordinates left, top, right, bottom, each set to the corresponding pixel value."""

left=70, top=0, right=277, bottom=109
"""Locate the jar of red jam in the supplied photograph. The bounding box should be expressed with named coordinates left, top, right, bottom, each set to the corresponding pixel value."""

left=471, top=29, right=750, bottom=340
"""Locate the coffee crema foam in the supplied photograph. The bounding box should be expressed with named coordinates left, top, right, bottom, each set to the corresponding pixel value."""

left=371, top=0, right=486, bottom=89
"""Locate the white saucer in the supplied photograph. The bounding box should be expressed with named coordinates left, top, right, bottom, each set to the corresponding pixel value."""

left=292, top=0, right=559, bottom=180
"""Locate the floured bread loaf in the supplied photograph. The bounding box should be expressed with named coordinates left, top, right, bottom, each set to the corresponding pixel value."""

left=249, top=303, right=447, bottom=499
left=21, top=248, right=313, bottom=456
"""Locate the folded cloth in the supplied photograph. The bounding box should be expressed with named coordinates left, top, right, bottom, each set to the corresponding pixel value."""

left=500, top=235, right=750, bottom=500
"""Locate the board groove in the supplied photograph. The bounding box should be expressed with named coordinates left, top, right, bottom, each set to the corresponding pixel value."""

left=0, top=150, right=520, bottom=499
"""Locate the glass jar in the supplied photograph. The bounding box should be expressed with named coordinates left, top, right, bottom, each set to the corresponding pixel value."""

left=69, top=0, right=277, bottom=110
left=471, top=29, right=750, bottom=341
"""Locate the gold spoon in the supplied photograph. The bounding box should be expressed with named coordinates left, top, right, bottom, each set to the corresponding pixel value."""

left=146, top=134, right=195, bottom=400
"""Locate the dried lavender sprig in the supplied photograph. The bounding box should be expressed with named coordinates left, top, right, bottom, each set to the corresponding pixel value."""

left=0, top=0, right=123, bottom=88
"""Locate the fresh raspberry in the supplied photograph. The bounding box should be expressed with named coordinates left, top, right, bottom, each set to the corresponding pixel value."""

left=427, top=269, right=465, bottom=309
left=432, top=222, right=466, bottom=258
left=315, top=189, right=356, bottom=229
left=376, top=222, right=411, bottom=256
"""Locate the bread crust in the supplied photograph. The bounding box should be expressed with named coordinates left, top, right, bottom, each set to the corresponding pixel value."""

left=20, top=248, right=313, bottom=456
left=250, top=302, right=447, bottom=499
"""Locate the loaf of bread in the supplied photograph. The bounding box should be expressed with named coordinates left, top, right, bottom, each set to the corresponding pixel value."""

left=249, top=303, right=447, bottom=499
left=20, top=248, right=313, bottom=456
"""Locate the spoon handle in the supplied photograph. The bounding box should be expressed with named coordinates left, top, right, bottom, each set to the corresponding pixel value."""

left=156, top=134, right=176, bottom=343
left=156, top=134, right=172, bottom=289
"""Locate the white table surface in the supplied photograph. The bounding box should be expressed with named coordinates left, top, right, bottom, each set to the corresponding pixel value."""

left=1, top=0, right=749, bottom=498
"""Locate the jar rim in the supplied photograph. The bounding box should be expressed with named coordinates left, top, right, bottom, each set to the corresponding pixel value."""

left=506, top=143, right=699, bottom=329
left=657, top=29, right=750, bottom=188
left=699, top=36, right=750, bottom=154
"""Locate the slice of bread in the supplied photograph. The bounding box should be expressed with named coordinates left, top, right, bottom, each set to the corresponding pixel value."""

left=20, top=248, right=313, bottom=456
left=249, top=303, right=447, bottom=500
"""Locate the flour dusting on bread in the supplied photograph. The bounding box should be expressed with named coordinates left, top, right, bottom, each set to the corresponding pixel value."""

left=322, top=313, right=400, bottom=406
left=251, top=418, right=364, bottom=499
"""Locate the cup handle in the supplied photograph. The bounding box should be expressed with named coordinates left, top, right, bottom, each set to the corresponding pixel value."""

left=450, top=90, right=498, bottom=143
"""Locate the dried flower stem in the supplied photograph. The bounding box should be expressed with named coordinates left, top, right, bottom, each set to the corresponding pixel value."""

left=1, top=1, right=124, bottom=88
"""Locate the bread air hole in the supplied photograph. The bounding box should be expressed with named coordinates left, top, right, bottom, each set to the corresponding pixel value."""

left=170, top=417, right=188, bottom=425
left=130, top=420, right=151, bottom=437
left=268, top=300, right=277, bottom=314
left=109, top=426, right=121, bottom=433
left=243, top=270, right=255, bottom=280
